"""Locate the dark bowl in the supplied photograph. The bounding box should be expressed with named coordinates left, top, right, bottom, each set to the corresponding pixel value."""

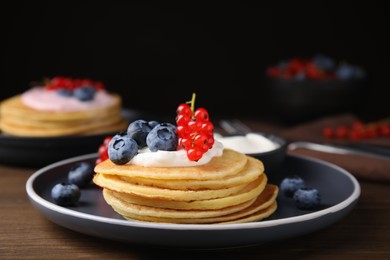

left=264, top=77, right=368, bottom=125
left=245, top=132, right=287, bottom=179
left=216, top=132, right=287, bottom=180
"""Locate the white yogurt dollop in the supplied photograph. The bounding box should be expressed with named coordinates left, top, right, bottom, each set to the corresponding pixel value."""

left=214, top=133, right=279, bottom=154
left=129, top=140, right=224, bottom=167
left=127, top=132, right=278, bottom=168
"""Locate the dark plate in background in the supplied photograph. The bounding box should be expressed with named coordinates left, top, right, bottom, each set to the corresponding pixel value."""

left=0, top=109, right=154, bottom=167
left=0, top=133, right=115, bottom=167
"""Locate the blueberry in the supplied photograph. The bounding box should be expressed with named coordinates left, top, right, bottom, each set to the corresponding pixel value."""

left=56, top=88, right=73, bottom=97
left=108, top=134, right=138, bottom=165
left=279, top=175, right=306, bottom=197
left=51, top=183, right=80, bottom=206
left=68, top=162, right=94, bottom=188
left=336, top=64, right=365, bottom=80
left=74, top=86, right=96, bottom=101
left=295, top=72, right=306, bottom=80
left=146, top=123, right=178, bottom=152
left=127, top=120, right=152, bottom=148
left=278, top=60, right=288, bottom=70
left=336, top=64, right=355, bottom=79
left=293, top=187, right=321, bottom=210
left=148, top=120, right=160, bottom=129
left=312, top=54, right=336, bottom=71
left=162, top=122, right=177, bottom=132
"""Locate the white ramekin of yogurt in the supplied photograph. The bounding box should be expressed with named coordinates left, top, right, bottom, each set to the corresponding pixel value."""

left=214, top=132, right=286, bottom=175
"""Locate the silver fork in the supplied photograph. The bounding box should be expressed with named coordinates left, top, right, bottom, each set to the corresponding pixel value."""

left=219, top=119, right=252, bottom=135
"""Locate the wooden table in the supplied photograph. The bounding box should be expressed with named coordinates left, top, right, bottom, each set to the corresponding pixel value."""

left=1, top=166, right=390, bottom=259
left=1, top=119, right=390, bottom=259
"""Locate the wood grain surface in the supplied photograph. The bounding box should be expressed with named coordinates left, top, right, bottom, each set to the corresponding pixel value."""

left=1, top=118, right=390, bottom=259
left=2, top=161, right=390, bottom=259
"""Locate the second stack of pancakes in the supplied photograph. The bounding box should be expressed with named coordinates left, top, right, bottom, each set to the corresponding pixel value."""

left=0, top=94, right=126, bottom=137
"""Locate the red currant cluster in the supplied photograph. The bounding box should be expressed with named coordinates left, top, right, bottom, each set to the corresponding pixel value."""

left=95, top=136, right=113, bottom=165
left=322, top=119, right=390, bottom=140
left=44, top=76, right=105, bottom=91
left=267, top=58, right=334, bottom=80
left=176, top=93, right=215, bottom=161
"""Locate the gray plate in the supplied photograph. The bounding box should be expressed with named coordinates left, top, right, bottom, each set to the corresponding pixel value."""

left=26, top=153, right=360, bottom=249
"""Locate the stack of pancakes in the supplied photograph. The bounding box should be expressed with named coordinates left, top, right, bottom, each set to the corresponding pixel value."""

left=93, top=149, right=278, bottom=224
left=0, top=94, right=127, bottom=137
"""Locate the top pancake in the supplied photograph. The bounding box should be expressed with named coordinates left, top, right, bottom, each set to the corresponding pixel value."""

left=94, top=148, right=250, bottom=180
left=110, top=155, right=263, bottom=190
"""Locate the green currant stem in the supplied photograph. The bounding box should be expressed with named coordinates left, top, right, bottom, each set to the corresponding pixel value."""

left=185, top=92, right=198, bottom=142
left=186, top=93, right=196, bottom=113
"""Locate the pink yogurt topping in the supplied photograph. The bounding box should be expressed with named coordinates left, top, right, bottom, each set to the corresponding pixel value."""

left=21, top=87, right=116, bottom=112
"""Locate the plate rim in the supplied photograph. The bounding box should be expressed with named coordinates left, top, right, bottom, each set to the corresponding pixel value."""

left=26, top=153, right=361, bottom=231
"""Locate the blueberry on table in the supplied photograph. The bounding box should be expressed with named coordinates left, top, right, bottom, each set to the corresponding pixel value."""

left=293, top=187, right=321, bottom=210
left=146, top=123, right=178, bottom=152
left=108, top=134, right=138, bottom=165
left=51, top=183, right=80, bottom=206
left=279, top=175, right=306, bottom=197
left=68, top=162, right=94, bottom=188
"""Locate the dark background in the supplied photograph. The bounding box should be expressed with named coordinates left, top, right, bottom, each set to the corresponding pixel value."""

left=1, top=2, right=389, bottom=125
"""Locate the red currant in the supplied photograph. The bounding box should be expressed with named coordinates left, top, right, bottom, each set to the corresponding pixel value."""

left=194, top=134, right=208, bottom=149
left=178, top=138, right=192, bottom=150
left=188, top=120, right=201, bottom=132
left=335, top=126, right=348, bottom=138
left=176, top=103, right=192, bottom=117
left=95, top=136, right=112, bottom=165
left=321, top=117, right=390, bottom=140
left=103, top=136, right=113, bottom=145
left=194, top=108, right=209, bottom=122
left=45, top=76, right=105, bottom=92
left=200, top=121, right=214, bottom=134
left=176, top=114, right=191, bottom=127
left=379, top=125, right=390, bottom=136
left=322, top=127, right=334, bottom=138
left=176, top=125, right=191, bottom=138
left=187, top=148, right=203, bottom=161
left=175, top=93, right=214, bottom=161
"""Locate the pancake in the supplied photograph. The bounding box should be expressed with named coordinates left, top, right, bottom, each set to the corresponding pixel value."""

left=96, top=173, right=266, bottom=209
left=105, top=184, right=278, bottom=224
left=0, top=93, right=127, bottom=136
left=94, top=173, right=252, bottom=201
left=218, top=201, right=277, bottom=224
left=105, top=190, right=258, bottom=219
left=104, top=155, right=263, bottom=190
left=94, top=148, right=249, bottom=180
left=0, top=116, right=127, bottom=136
